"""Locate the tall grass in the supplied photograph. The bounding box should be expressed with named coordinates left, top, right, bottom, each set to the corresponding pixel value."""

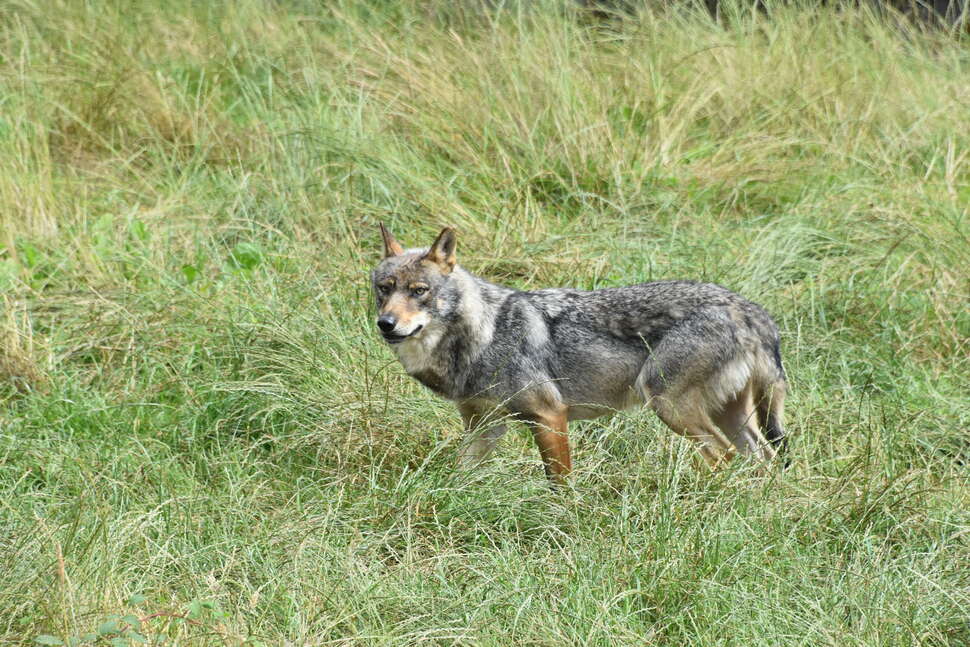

left=1, top=1, right=968, bottom=645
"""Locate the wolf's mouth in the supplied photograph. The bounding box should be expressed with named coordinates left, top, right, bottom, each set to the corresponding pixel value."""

left=383, top=324, right=424, bottom=344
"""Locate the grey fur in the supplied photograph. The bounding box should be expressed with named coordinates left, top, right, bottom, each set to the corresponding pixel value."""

left=372, top=226, right=789, bottom=478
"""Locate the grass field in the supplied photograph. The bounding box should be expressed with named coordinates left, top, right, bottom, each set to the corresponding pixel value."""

left=1, top=1, right=968, bottom=645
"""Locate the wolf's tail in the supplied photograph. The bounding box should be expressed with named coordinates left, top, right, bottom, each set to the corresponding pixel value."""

left=755, top=340, right=789, bottom=465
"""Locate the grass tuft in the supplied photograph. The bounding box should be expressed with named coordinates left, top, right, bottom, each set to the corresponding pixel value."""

left=1, top=1, right=967, bottom=645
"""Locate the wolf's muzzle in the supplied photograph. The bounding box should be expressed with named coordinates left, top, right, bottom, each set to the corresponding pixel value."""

left=381, top=324, right=424, bottom=344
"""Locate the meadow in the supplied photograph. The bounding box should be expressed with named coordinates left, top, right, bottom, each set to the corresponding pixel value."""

left=1, top=1, right=968, bottom=644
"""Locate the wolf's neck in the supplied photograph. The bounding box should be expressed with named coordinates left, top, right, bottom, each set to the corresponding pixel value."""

left=449, top=266, right=513, bottom=354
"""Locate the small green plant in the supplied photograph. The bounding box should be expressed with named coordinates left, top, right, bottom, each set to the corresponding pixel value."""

left=228, top=242, right=263, bottom=271
left=181, top=263, right=200, bottom=284
left=33, top=596, right=230, bottom=646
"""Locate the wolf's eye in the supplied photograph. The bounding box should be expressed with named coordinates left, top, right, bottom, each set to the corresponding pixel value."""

left=377, top=285, right=390, bottom=296
left=412, top=286, right=428, bottom=297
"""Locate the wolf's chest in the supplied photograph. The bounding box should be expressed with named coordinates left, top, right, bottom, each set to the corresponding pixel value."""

left=393, top=336, right=436, bottom=374
left=392, top=332, right=453, bottom=397
left=408, top=368, right=448, bottom=397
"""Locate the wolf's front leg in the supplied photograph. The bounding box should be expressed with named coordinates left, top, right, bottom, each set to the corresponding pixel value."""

left=457, top=402, right=508, bottom=468
left=521, top=409, right=572, bottom=485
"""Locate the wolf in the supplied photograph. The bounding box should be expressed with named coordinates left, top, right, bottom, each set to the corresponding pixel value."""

left=371, top=224, right=789, bottom=483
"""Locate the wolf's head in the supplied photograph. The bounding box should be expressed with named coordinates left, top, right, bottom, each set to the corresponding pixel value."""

left=371, top=224, right=458, bottom=345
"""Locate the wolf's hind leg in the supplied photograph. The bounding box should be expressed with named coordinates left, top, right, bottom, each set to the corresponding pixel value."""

left=712, top=382, right=775, bottom=463
left=649, top=396, right=736, bottom=469
left=457, top=402, right=508, bottom=468
left=636, top=338, right=736, bottom=469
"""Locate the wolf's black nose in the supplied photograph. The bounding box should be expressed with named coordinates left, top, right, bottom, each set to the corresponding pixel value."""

left=377, top=315, right=397, bottom=333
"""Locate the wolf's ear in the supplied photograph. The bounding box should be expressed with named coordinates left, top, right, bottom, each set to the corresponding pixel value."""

left=379, top=222, right=404, bottom=257
left=423, top=227, right=457, bottom=273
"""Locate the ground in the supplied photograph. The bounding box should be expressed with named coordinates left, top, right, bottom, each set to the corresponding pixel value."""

left=1, top=1, right=968, bottom=645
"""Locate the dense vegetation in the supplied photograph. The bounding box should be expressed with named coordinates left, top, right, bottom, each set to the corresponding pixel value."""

left=1, top=1, right=967, bottom=645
